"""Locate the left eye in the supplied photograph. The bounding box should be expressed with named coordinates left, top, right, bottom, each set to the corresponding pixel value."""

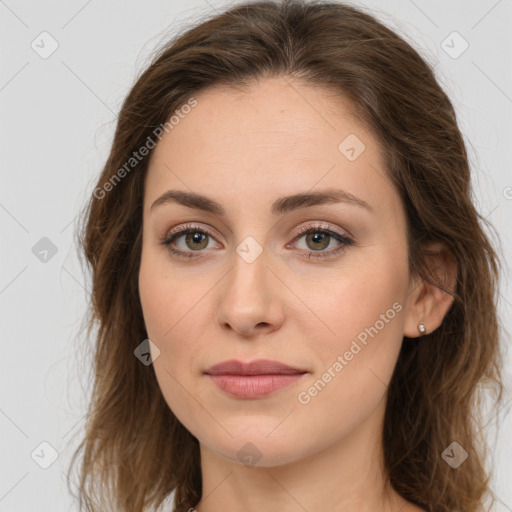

left=287, top=226, right=354, bottom=260
left=293, top=229, right=342, bottom=252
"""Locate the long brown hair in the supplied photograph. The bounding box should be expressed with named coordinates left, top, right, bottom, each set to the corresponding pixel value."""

left=68, top=1, right=505, bottom=511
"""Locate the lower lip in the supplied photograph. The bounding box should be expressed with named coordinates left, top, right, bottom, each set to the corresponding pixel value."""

left=207, top=373, right=306, bottom=399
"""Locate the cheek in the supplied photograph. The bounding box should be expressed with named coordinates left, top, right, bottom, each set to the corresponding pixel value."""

left=138, top=257, right=209, bottom=431
left=305, top=253, right=408, bottom=388
left=291, top=264, right=407, bottom=445
left=138, top=248, right=218, bottom=360
left=307, top=250, right=407, bottom=344
left=139, top=247, right=208, bottom=345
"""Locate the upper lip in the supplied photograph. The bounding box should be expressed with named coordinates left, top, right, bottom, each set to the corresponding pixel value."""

left=205, top=359, right=307, bottom=376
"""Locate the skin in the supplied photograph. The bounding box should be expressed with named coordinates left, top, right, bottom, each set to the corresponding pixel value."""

left=138, top=76, right=456, bottom=512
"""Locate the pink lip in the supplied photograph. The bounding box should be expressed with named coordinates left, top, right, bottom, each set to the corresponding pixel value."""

left=204, top=359, right=307, bottom=399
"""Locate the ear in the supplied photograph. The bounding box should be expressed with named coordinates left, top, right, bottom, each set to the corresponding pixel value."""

left=403, top=242, right=458, bottom=338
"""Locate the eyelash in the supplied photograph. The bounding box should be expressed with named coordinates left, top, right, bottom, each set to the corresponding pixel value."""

left=158, top=223, right=354, bottom=261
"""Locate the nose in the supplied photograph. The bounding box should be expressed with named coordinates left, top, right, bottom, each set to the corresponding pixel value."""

left=215, top=246, right=285, bottom=338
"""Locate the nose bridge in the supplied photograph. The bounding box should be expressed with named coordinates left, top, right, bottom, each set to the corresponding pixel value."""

left=215, top=234, right=284, bottom=335
left=225, top=215, right=272, bottom=288
left=227, top=235, right=271, bottom=304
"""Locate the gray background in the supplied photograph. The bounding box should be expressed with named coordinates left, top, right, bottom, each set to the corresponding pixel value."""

left=1, top=0, right=511, bottom=511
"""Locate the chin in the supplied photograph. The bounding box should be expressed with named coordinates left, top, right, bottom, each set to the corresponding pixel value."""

left=199, top=422, right=310, bottom=468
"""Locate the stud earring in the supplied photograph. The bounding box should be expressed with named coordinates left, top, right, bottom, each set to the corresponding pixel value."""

left=418, top=322, right=426, bottom=336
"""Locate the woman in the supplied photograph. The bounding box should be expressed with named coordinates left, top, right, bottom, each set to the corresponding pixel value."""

left=68, top=1, right=505, bottom=511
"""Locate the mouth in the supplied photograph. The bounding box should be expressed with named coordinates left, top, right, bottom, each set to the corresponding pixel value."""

left=204, top=359, right=308, bottom=399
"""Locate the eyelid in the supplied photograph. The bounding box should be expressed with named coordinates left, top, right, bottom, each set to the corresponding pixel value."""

left=165, top=222, right=219, bottom=240
left=292, top=222, right=351, bottom=241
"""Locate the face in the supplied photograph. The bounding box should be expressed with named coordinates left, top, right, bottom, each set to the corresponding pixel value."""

left=138, top=77, right=417, bottom=467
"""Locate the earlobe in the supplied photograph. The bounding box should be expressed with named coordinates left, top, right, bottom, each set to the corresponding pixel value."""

left=402, top=276, right=427, bottom=338
left=403, top=242, right=457, bottom=338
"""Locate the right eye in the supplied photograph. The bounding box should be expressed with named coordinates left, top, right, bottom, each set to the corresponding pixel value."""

left=159, top=224, right=221, bottom=259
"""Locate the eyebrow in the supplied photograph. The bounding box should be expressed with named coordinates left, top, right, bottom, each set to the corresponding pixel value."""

left=150, top=187, right=373, bottom=216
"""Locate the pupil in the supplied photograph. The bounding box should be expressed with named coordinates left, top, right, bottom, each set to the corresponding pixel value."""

left=309, top=232, right=328, bottom=250
left=186, top=231, right=207, bottom=250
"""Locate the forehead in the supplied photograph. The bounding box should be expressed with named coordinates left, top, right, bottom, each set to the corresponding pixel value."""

left=152, top=77, right=369, bottom=157
left=144, top=77, right=396, bottom=219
